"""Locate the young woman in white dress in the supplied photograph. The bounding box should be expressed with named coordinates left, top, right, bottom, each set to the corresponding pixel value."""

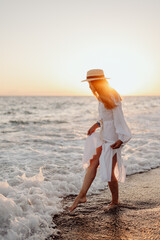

left=70, top=69, right=132, bottom=212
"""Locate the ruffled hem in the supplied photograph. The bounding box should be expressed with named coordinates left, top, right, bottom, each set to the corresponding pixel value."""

left=82, top=132, right=126, bottom=183
left=82, top=132, right=102, bottom=169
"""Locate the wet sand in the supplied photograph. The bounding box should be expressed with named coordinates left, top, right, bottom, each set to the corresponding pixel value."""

left=50, top=168, right=160, bottom=240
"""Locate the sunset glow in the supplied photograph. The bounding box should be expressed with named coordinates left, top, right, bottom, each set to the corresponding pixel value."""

left=1, top=0, right=160, bottom=96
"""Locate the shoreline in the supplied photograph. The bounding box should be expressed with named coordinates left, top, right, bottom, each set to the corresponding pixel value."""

left=50, top=167, right=160, bottom=240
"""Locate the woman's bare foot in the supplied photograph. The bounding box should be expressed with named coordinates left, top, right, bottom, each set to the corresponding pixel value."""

left=103, top=202, right=119, bottom=211
left=69, top=195, right=87, bottom=212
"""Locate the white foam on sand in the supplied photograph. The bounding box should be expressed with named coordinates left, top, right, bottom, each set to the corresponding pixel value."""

left=0, top=164, right=107, bottom=239
left=0, top=168, right=63, bottom=240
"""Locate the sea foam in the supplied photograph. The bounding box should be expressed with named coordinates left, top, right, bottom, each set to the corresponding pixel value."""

left=0, top=168, right=63, bottom=240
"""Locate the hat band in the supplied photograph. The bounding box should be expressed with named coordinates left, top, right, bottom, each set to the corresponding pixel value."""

left=87, top=75, right=105, bottom=79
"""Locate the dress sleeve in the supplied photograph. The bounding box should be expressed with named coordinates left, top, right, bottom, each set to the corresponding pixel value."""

left=112, top=101, right=132, bottom=144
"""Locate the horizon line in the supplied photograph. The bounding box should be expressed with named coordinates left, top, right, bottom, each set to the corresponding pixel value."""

left=0, top=94, right=160, bottom=97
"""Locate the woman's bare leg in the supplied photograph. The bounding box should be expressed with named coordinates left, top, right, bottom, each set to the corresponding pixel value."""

left=69, top=146, right=102, bottom=212
left=107, top=153, right=119, bottom=205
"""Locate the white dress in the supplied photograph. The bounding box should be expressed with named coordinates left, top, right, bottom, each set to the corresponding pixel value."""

left=82, top=98, right=132, bottom=183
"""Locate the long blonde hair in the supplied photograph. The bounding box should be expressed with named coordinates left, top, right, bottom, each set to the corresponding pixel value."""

left=89, top=79, right=122, bottom=109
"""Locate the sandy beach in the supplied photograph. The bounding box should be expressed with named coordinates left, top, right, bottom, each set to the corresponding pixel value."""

left=51, top=167, right=160, bottom=240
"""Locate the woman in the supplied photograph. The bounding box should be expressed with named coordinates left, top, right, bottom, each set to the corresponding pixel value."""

left=70, top=69, right=131, bottom=212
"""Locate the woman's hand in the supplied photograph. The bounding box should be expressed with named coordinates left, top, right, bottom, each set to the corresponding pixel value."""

left=87, top=123, right=99, bottom=136
left=110, top=140, right=123, bottom=149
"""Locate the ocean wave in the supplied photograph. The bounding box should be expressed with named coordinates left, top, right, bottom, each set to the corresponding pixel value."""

left=53, top=120, right=68, bottom=124
left=0, top=96, right=160, bottom=240
left=10, top=120, right=29, bottom=125
left=0, top=168, right=63, bottom=240
left=9, top=119, right=68, bottom=126
left=4, top=111, right=16, bottom=115
left=24, top=111, right=32, bottom=115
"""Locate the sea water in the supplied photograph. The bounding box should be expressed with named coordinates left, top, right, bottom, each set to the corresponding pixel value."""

left=0, top=96, right=160, bottom=239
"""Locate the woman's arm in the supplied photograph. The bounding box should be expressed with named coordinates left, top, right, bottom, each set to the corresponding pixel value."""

left=87, top=122, right=100, bottom=135
left=87, top=101, right=102, bottom=136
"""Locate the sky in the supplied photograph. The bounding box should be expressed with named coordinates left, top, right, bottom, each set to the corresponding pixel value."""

left=0, top=0, right=160, bottom=96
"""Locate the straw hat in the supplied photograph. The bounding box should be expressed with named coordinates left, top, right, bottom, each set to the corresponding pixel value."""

left=81, top=69, right=110, bottom=82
